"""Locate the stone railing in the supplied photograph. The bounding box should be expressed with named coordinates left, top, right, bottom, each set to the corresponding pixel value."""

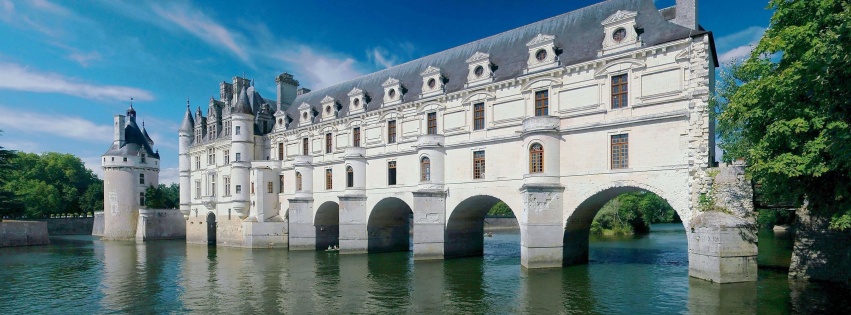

left=416, top=134, right=445, bottom=148
left=344, top=147, right=366, bottom=159
left=522, top=116, right=559, bottom=135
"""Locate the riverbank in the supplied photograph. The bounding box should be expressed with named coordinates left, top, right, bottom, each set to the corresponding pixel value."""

left=0, top=221, right=49, bottom=247
left=483, top=217, right=518, bottom=231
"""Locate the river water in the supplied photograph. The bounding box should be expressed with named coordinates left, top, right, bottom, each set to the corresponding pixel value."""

left=1, top=224, right=849, bottom=314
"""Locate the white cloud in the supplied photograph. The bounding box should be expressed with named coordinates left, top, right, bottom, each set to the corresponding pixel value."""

left=0, top=62, right=154, bottom=101
left=719, top=45, right=756, bottom=64
left=0, top=105, right=113, bottom=143
left=67, top=51, right=101, bottom=67
left=275, top=46, right=364, bottom=89
left=80, top=156, right=104, bottom=179
left=369, top=47, right=397, bottom=69
left=150, top=2, right=249, bottom=63
left=716, top=26, right=766, bottom=64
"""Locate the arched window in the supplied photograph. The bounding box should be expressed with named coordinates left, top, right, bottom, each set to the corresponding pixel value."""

left=420, top=157, right=431, bottom=182
left=346, top=166, right=354, bottom=188
left=295, top=172, right=303, bottom=191
left=529, top=143, right=543, bottom=173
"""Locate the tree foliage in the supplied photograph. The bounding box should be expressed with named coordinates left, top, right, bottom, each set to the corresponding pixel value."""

left=591, top=192, right=679, bottom=235
left=714, top=0, right=851, bottom=230
left=145, top=183, right=179, bottom=209
left=0, top=130, right=24, bottom=220
left=487, top=201, right=515, bottom=217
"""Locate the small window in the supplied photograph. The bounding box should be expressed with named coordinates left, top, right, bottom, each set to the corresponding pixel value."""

left=325, top=106, right=331, bottom=114
left=278, top=143, right=284, bottom=160
left=420, top=157, right=430, bottom=182
left=388, top=161, right=397, bottom=185
left=474, top=65, right=484, bottom=78
left=139, top=192, right=145, bottom=206
left=353, top=98, right=360, bottom=107
left=296, top=172, right=303, bottom=191
left=123, top=157, right=127, bottom=162
left=612, top=28, right=627, bottom=43
left=612, top=74, right=628, bottom=109
left=302, top=112, right=308, bottom=120
left=235, top=152, right=241, bottom=162
left=388, top=120, right=397, bottom=144
left=325, top=133, right=333, bottom=153
left=427, top=78, right=436, bottom=89
left=279, top=175, right=284, bottom=193
left=224, top=176, right=231, bottom=196
left=536, top=49, right=547, bottom=61
left=346, top=166, right=354, bottom=188
left=388, top=88, right=396, bottom=99
left=302, top=138, right=309, bottom=155
left=529, top=143, right=544, bottom=173
left=235, top=126, right=241, bottom=135
left=210, top=175, right=216, bottom=196
left=139, top=173, right=145, bottom=185
left=325, top=168, right=333, bottom=190
left=224, top=150, right=230, bottom=164
left=251, top=182, right=255, bottom=195
left=141, top=154, right=146, bottom=164
left=236, top=185, right=242, bottom=194
left=534, top=90, right=548, bottom=116
left=195, top=180, right=201, bottom=198
left=473, top=103, right=485, bottom=130
left=195, top=156, right=200, bottom=169
left=611, top=134, right=629, bottom=169
left=267, top=182, right=273, bottom=194
left=427, top=112, right=437, bottom=135
left=473, top=151, right=485, bottom=179
left=353, top=127, right=361, bottom=147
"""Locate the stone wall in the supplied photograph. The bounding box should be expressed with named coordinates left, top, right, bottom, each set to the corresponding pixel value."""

left=483, top=217, right=519, bottom=231
left=136, top=209, right=186, bottom=241
left=0, top=221, right=49, bottom=247
left=789, top=207, right=851, bottom=283
left=34, top=217, right=94, bottom=235
left=92, top=211, right=104, bottom=236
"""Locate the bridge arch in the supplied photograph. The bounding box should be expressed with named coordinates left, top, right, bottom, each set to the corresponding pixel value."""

left=368, top=197, right=413, bottom=253
left=445, top=194, right=519, bottom=259
left=315, top=201, right=339, bottom=250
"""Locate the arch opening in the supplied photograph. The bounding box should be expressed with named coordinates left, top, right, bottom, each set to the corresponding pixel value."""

left=368, top=197, right=413, bottom=253
left=445, top=195, right=519, bottom=259
left=206, top=212, right=216, bottom=246
left=564, top=186, right=684, bottom=266
left=315, top=201, right=339, bottom=250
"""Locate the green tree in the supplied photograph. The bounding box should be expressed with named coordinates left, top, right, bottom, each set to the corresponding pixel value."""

left=0, top=130, right=24, bottom=220
left=592, top=192, right=679, bottom=235
left=3, top=152, right=100, bottom=218
left=714, top=0, right=851, bottom=230
left=145, top=183, right=180, bottom=209
left=487, top=201, right=515, bottom=217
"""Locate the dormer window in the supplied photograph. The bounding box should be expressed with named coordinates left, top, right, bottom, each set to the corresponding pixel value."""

left=420, top=66, right=444, bottom=98
left=298, top=102, right=312, bottom=126
left=320, top=96, right=337, bottom=121
left=526, top=34, right=558, bottom=73
left=388, top=89, right=396, bottom=98
left=382, top=78, right=403, bottom=106
left=348, top=87, right=366, bottom=114
left=353, top=98, right=360, bottom=107
left=600, top=10, right=640, bottom=55
left=466, top=52, right=493, bottom=87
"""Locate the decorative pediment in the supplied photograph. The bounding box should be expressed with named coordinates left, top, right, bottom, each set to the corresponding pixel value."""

left=420, top=66, right=441, bottom=76
left=321, top=95, right=335, bottom=103
left=466, top=51, right=490, bottom=63
left=526, top=34, right=556, bottom=47
left=297, top=102, right=311, bottom=111
left=347, top=87, right=363, bottom=97
left=602, top=10, right=637, bottom=25
left=382, top=77, right=400, bottom=87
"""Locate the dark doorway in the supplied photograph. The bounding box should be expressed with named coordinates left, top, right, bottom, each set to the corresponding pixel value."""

left=206, top=212, right=217, bottom=245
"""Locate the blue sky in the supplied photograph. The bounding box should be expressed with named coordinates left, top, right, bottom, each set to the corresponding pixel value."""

left=0, top=0, right=773, bottom=184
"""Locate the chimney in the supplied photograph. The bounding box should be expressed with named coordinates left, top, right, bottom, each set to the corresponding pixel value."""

left=114, top=115, right=125, bottom=147
left=276, top=73, right=299, bottom=110
left=672, top=0, right=698, bottom=30
left=297, top=88, right=311, bottom=96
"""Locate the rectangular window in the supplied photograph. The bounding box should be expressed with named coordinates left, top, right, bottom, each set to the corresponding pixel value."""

left=139, top=173, right=145, bottom=185
left=141, top=154, right=146, bottom=164
left=235, top=152, right=241, bottom=162
left=235, top=185, right=242, bottom=194
left=279, top=175, right=284, bottom=193
left=251, top=182, right=255, bottom=195
left=210, top=175, right=216, bottom=196
left=224, top=176, right=231, bottom=196
left=195, top=180, right=201, bottom=199
left=278, top=143, right=284, bottom=160
left=353, top=127, right=361, bottom=147
left=235, top=126, right=241, bottom=135
left=473, top=150, right=485, bottom=179
left=326, top=133, right=332, bottom=153
left=388, top=161, right=397, bottom=185
left=224, top=150, right=230, bottom=164
left=302, top=138, right=309, bottom=155
left=535, top=90, right=549, bottom=116
left=346, top=167, right=354, bottom=188
left=267, top=182, right=273, bottom=194
left=388, top=120, right=396, bottom=144
left=326, top=168, right=333, bottom=190
left=139, top=192, right=145, bottom=206
left=427, top=112, right=437, bottom=134
left=612, top=74, right=628, bottom=109
left=195, top=156, right=200, bottom=169
left=611, top=134, right=629, bottom=169
left=473, top=103, right=485, bottom=130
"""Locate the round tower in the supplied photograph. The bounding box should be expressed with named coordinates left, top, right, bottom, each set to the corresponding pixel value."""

left=230, top=87, right=255, bottom=218
left=101, top=103, right=161, bottom=240
left=178, top=101, right=194, bottom=218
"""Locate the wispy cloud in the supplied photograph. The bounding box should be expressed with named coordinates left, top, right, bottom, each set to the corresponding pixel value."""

left=0, top=105, right=114, bottom=143
left=0, top=61, right=154, bottom=101
left=150, top=2, right=249, bottom=63
left=273, top=46, right=364, bottom=89
left=369, top=47, right=397, bottom=69
left=0, top=0, right=87, bottom=37
left=717, top=26, right=766, bottom=64
left=67, top=51, right=101, bottom=67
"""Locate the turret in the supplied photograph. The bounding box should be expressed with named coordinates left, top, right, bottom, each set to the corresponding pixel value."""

left=178, top=101, right=194, bottom=218
left=230, top=87, right=254, bottom=218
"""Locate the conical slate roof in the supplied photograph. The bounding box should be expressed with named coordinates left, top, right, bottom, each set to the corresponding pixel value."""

left=141, top=121, right=154, bottom=146
left=179, top=104, right=194, bottom=132
left=232, top=87, right=254, bottom=115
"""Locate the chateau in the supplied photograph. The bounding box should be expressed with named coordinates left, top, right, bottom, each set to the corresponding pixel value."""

left=177, top=0, right=753, bottom=282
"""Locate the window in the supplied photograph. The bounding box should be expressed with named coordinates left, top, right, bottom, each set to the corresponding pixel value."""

left=473, top=151, right=485, bottom=179
left=325, top=168, right=333, bottom=190
left=139, top=192, right=145, bottom=206
left=473, top=103, right=485, bottom=130
left=474, top=65, right=484, bottom=77
left=346, top=166, right=354, bottom=188
left=536, top=49, right=547, bottom=61
left=224, top=150, right=230, bottom=164
left=388, top=88, right=396, bottom=99
left=611, top=134, right=629, bottom=169
left=388, top=120, right=396, bottom=144
left=296, top=172, right=303, bottom=191
left=325, top=133, right=332, bottom=153
left=210, top=175, right=216, bottom=196
left=195, top=180, right=201, bottom=198
left=530, top=143, right=544, bottom=173
left=534, top=90, right=549, bottom=116
left=139, top=173, right=145, bottom=185
left=207, top=149, right=215, bottom=165
left=141, top=154, right=146, bottom=164
left=235, top=126, right=241, bottom=135
left=251, top=182, right=255, bottom=195
left=279, top=175, right=284, bottom=193
left=427, top=112, right=437, bottom=135
left=123, top=157, right=127, bottom=162
left=235, top=152, right=241, bottom=162
left=612, top=74, right=628, bottom=109
left=388, top=161, right=397, bottom=185
left=278, top=143, right=284, bottom=160
left=353, top=127, right=361, bottom=147
left=267, top=182, right=273, bottom=194
left=420, top=157, right=430, bottom=182
left=236, top=185, right=242, bottom=194
left=224, top=176, right=231, bottom=196
left=302, top=138, right=309, bottom=155
left=428, top=78, right=436, bottom=88
left=195, top=156, right=200, bottom=169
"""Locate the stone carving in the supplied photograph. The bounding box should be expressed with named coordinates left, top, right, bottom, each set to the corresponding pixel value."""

left=526, top=34, right=555, bottom=47
left=601, top=10, right=637, bottom=25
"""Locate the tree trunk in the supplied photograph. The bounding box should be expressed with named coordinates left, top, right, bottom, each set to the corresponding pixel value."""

left=789, top=206, right=851, bottom=283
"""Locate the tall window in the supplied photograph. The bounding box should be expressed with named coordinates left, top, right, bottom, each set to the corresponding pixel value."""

left=251, top=182, right=255, bottom=195
left=388, top=161, right=397, bottom=185
left=278, top=143, right=284, bottom=160
left=325, top=168, right=333, bottom=190
left=346, top=166, right=354, bottom=188
left=207, top=149, right=215, bottom=165
left=420, top=157, right=430, bottom=182
left=529, top=143, right=544, bottom=173
left=139, top=173, right=145, bottom=185
left=427, top=112, right=437, bottom=134
left=353, top=127, right=361, bottom=147
left=535, top=90, right=549, bottom=116
left=235, top=126, right=241, bottom=135
left=139, top=192, right=145, bottom=206
left=195, top=156, right=200, bottom=170
left=473, top=103, right=485, bottom=130
left=325, top=133, right=332, bottom=153
left=388, top=120, right=397, bottom=143
left=210, top=175, right=216, bottom=196
left=195, top=180, right=201, bottom=198
left=279, top=175, right=284, bottom=193
left=473, top=150, right=485, bottom=179
left=235, top=152, right=241, bottom=162
left=302, top=138, right=309, bottom=155
left=224, top=150, right=230, bottom=164
left=612, top=74, right=628, bottom=109
left=296, top=172, right=303, bottom=191
left=611, top=134, right=629, bottom=169
left=224, top=176, right=231, bottom=196
left=267, top=182, right=273, bottom=193
left=141, top=154, right=146, bottom=164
